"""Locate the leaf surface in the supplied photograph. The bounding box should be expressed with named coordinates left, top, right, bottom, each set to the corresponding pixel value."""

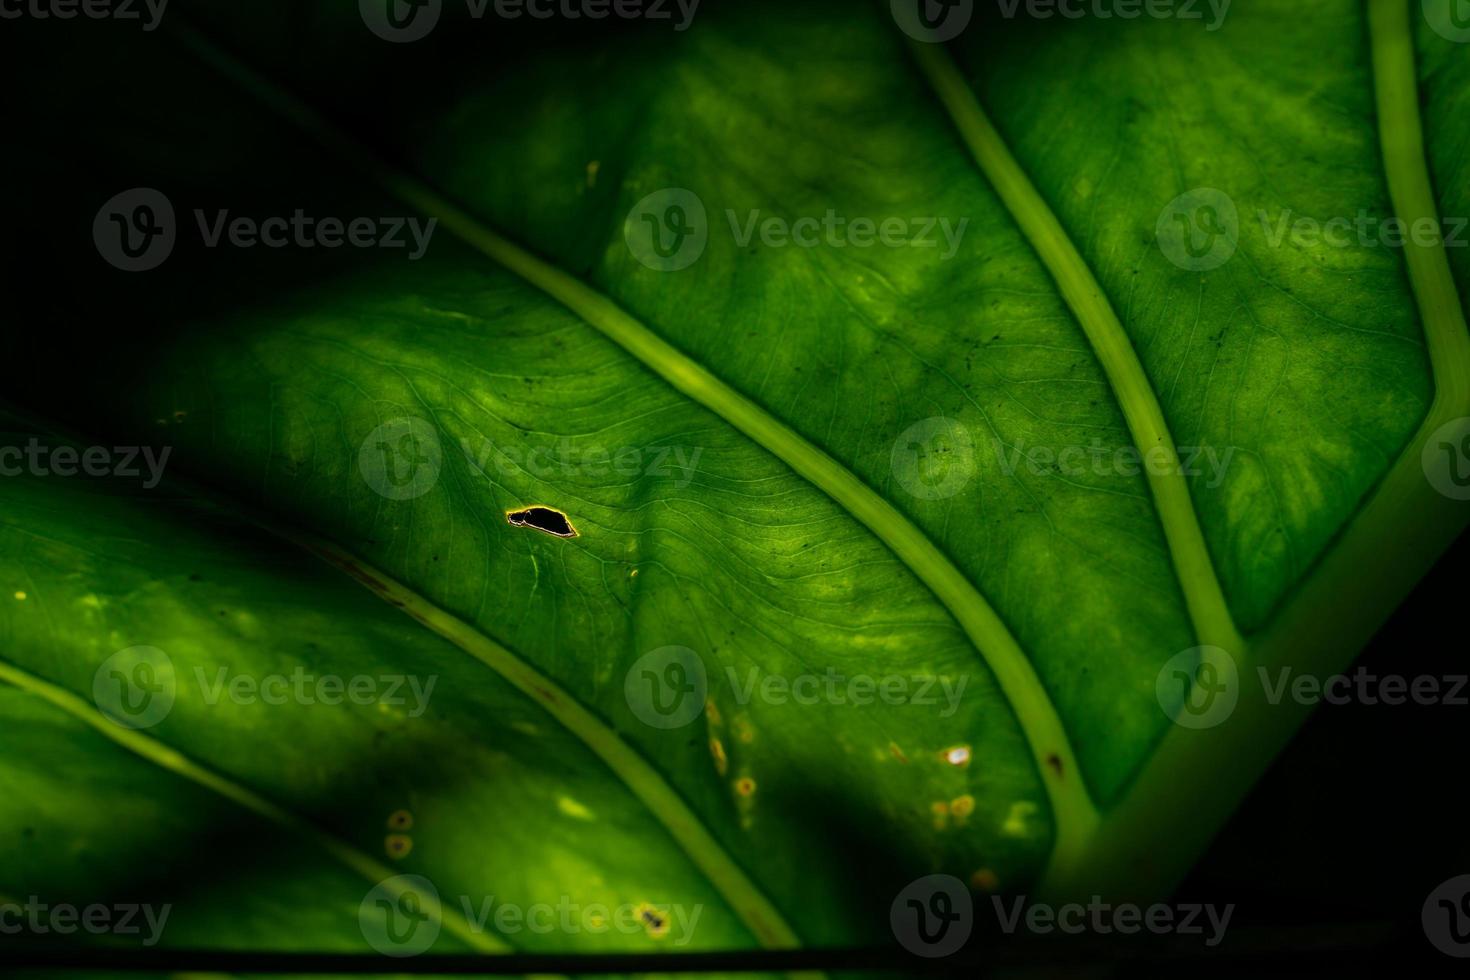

left=2, top=0, right=1468, bottom=959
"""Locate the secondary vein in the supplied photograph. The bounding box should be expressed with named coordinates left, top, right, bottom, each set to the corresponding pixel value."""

left=167, top=24, right=1101, bottom=859
left=287, top=529, right=804, bottom=952
left=0, top=656, right=508, bottom=955
left=907, top=39, right=1244, bottom=657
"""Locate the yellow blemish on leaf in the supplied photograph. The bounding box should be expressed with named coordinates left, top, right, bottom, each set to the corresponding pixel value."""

left=13, top=592, right=25, bottom=601
left=735, top=777, right=756, bottom=797
left=943, top=745, right=971, bottom=767
left=557, top=796, right=594, bottom=821
left=1002, top=801, right=1038, bottom=837
left=950, top=795, right=975, bottom=821
left=710, top=737, right=728, bottom=776
left=705, top=700, right=722, bottom=726
left=385, top=833, right=413, bottom=859
left=636, top=903, right=669, bottom=938
left=889, top=742, right=909, bottom=763
left=930, top=800, right=949, bottom=831
left=387, top=809, right=414, bottom=831
left=971, top=868, right=999, bottom=892
left=586, top=160, right=600, bottom=188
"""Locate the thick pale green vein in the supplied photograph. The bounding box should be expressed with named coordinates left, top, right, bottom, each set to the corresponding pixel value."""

left=1370, top=0, right=1470, bottom=396
left=0, top=657, right=508, bottom=954
left=287, top=529, right=805, bottom=951
left=907, top=39, right=1244, bottom=657
left=168, top=24, right=1101, bottom=866
left=1034, top=1, right=1470, bottom=901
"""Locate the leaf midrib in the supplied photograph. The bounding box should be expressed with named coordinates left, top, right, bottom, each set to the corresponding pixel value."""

left=163, top=18, right=1102, bottom=863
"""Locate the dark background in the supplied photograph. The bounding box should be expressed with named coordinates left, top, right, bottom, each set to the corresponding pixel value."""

left=1174, top=526, right=1468, bottom=976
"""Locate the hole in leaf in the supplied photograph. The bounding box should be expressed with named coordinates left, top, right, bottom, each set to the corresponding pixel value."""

left=506, top=506, right=578, bottom=538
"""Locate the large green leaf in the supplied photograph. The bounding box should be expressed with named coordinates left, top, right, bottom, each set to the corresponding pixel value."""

left=2, top=0, right=1468, bottom=964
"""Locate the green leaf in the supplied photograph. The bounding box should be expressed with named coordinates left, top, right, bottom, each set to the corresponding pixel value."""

left=2, top=0, right=1468, bottom=961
